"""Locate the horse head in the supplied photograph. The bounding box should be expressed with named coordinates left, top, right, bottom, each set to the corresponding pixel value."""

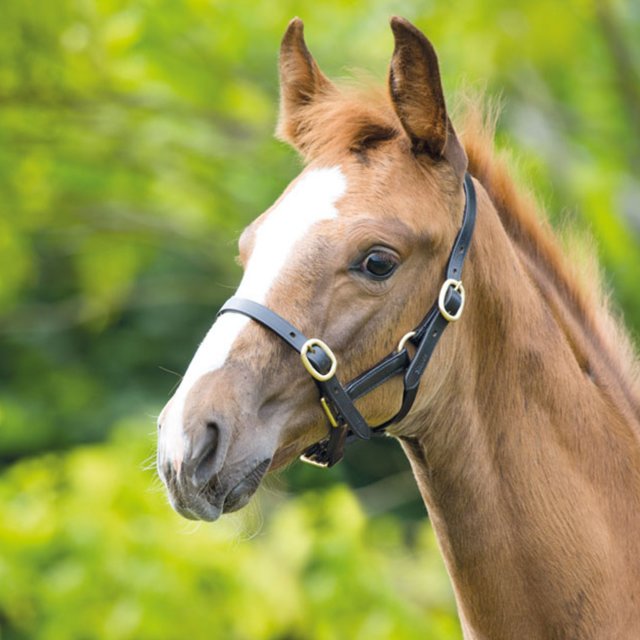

left=157, top=17, right=470, bottom=521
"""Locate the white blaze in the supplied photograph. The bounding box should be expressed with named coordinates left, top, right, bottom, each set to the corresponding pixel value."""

left=160, top=166, right=347, bottom=467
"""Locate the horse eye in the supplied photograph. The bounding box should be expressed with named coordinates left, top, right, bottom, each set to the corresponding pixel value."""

left=361, top=250, right=399, bottom=279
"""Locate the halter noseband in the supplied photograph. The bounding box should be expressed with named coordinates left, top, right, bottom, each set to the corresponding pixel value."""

left=218, top=172, right=477, bottom=467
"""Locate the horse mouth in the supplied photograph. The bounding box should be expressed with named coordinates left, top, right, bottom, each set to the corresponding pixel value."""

left=221, top=459, right=271, bottom=513
left=164, top=458, right=271, bottom=522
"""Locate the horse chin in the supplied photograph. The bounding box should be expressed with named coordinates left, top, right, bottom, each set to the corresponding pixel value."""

left=269, top=442, right=305, bottom=471
left=269, top=426, right=330, bottom=471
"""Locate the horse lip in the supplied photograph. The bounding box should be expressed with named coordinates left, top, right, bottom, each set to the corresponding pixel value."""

left=164, top=458, right=271, bottom=521
left=222, top=459, right=271, bottom=513
left=169, top=491, right=222, bottom=522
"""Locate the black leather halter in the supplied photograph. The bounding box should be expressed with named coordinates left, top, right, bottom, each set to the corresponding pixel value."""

left=218, top=172, right=477, bottom=467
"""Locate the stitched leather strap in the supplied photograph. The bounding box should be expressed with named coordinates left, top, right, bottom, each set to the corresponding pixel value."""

left=316, top=376, right=371, bottom=440
left=346, top=350, right=410, bottom=401
left=445, top=173, right=477, bottom=281
left=220, top=297, right=310, bottom=352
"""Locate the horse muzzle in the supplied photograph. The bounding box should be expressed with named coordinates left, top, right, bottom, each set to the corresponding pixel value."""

left=158, top=450, right=271, bottom=522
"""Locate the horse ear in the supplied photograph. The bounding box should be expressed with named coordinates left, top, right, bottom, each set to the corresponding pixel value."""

left=277, top=18, right=333, bottom=148
left=388, top=17, right=467, bottom=178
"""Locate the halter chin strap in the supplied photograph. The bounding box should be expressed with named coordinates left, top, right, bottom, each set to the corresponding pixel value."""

left=218, top=172, right=477, bottom=467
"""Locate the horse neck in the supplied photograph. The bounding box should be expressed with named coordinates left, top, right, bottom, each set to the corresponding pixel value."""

left=400, top=181, right=640, bottom=639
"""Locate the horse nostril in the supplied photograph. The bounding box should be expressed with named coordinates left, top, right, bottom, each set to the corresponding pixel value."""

left=206, top=420, right=219, bottom=446
left=190, top=421, right=221, bottom=487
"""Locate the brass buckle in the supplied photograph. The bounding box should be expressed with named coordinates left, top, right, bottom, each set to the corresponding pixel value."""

left=300, top=338, right=337, bottom=382
left=320, top=397, right=339, bottom=428
left=397, top=331, right=416, bottom=353
left=438, top=279, right=465, bottom=322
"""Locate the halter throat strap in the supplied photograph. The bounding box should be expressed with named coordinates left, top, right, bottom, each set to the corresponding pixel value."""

left=218, top=172, right=477, bottom=467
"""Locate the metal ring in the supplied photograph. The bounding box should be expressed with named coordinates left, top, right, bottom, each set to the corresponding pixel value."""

left=397, top=331, right=416, bottom=353
left=438, top=279, right=465, bottom=322
left=300, top=338, right=338, bottom=382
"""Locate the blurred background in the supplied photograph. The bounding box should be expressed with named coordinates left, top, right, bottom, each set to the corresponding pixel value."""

left=1, top=0, right=638, bottom=638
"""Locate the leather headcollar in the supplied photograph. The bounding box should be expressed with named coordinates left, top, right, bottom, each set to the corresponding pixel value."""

left=218, top=172, right=477, bottom=466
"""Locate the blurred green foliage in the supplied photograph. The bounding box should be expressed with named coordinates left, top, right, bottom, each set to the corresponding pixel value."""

left=0, top=427, right=458, bottom=639
left=0, top=0, right=638, bottom=638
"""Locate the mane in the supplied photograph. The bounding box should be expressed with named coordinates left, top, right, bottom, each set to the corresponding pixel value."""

left=278, top=81, right=640, bottom=408
left=457, top=96, right=640, bottom=409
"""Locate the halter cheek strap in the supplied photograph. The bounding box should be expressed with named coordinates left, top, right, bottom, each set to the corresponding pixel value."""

left=218, top=172, right=477, bottom=467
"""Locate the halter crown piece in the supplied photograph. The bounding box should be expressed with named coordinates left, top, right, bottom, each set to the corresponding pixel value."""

left=219, top=172, right=478, bottom=467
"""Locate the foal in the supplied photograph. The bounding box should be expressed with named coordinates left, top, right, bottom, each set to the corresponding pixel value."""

left=157, top=17, right=640, bottom=639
